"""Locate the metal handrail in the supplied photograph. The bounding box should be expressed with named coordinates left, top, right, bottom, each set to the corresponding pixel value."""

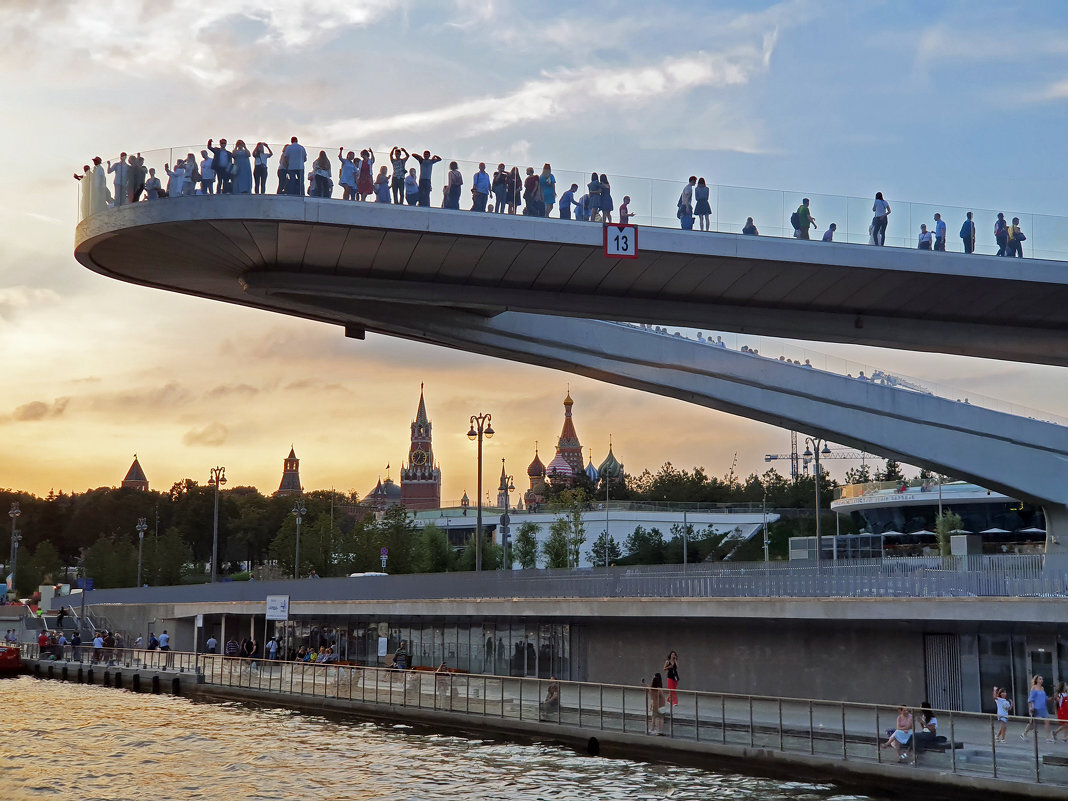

left=25, top=644, right=1064, bottom=787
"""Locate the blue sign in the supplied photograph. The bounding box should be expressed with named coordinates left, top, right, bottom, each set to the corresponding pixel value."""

left=380, top=547, right=389, bottom=556
left=77, top=578, right=94, bottom=590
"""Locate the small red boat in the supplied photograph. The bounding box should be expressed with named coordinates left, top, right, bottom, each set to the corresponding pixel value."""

left=0, top=645, right=22, bottom=674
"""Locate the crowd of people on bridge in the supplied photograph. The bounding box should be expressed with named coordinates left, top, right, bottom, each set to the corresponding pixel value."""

left=773, top=193, right=1027, bottom=256
left=75, top=139, right=1032, bottom=257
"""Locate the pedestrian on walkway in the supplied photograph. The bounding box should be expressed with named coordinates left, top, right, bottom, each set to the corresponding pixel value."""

left=664, top=651, right=680, bottom=706
left=795, top=199, right=815, bottom=239
left=917, top=224, right=934, bottom=250
left=648, top=673, right=666, bottom=735
left=412, top=150, right=441, bottom=207
left=933, top=213, right=947, bottom=251
left=994, top=213, right=1008, bottom=256
left=742, top=217, right=759, bottom=236
left=994, top=686, right=1012, bottom=742
left=587, top=172, right=603, bottom=222
left=558, top=183, right=579, bottom=220
left=492, top=164, right=508, bottom=213
left=693, top=178, right=712, bottom=231
left=822, top=222, right=837, bottom=242
left=539, top=164, right=556, bottom=217
left=872, top=192, right=890, bottom=246
left=1053, top=682, right=1068, bottom=741
left=1006, top=217, right=1025, bottom=258
left=389, top=146, right=409, bottom=204
left=338, top=149, right=357, bottom=201
left=1021, top=675, right=1054, bottom=741
left=356, top=149, right=375, bottom=201
left=471, top=163, right=490, bottom=211
left=960, top=212, right=976, bottom=254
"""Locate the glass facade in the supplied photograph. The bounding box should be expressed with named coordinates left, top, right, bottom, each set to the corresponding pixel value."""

left=269, top=616, right=571, bottom=679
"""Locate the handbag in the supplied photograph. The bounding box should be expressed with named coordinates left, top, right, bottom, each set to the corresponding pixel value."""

left=658, top=704, right=671, bottom=715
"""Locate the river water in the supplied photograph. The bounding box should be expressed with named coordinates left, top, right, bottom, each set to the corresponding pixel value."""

left=2, top=676, right=880, bottom=801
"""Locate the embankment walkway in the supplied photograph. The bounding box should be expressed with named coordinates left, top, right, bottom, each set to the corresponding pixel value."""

left=22, top=647, right=1068, bottom=800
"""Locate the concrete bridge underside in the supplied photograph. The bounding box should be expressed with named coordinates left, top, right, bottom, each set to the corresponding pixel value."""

left=73, top=199, right=1068, bottom=550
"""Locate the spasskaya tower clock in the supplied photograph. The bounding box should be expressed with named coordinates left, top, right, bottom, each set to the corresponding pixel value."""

left=400, top=384, right=442, bottom=511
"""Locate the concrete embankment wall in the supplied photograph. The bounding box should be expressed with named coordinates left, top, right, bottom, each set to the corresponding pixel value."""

left=21, top=656, right=1063, bottom=801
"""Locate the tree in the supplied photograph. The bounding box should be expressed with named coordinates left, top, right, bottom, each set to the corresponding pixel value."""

left=542, top=519, right=571, bottom=569
left=587, top=531, right=622, bottom=566
left=513, top=521, right=539, bottom=569
left=546, top=489, right=587, bottom=568
left=457, top=533, right=502, bottom=571
left=416, top=523, right=456, bottom=573
left=82, top=536, right=138, bottom=588
left=376, top=505, right=419, bottom=574
left=935, top=511, right=963, bottom=556
left=881, top=459, right=904, bottom=482
left=142, top=527, right=193, bottom=586
left=624, top=525, right=666, bottom=565
left=844, top=463, right=873, bottom=486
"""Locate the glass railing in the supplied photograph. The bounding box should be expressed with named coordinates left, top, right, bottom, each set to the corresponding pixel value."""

left=75, top=144, right=1064, bottom=260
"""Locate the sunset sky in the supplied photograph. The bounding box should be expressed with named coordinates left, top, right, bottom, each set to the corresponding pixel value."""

left=2, top=0, right=1066, bottom=504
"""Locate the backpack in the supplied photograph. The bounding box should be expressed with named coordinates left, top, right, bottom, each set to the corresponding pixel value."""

left=994, top=219, right=1006, bottom=236
left=790, top=211, right=800, bottom=230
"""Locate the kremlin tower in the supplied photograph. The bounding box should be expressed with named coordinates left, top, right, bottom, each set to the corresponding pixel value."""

left=276, top=447, right=303, bottom=496
left=400, top=385, right=442, bottom=511
left=121, top=455, right=149, bottom=491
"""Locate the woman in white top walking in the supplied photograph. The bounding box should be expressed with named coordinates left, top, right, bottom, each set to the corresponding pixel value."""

left=872, top=192, right=890, bottom=246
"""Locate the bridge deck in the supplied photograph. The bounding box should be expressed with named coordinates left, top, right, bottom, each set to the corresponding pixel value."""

left=75, top=196, right=1068, bottom=366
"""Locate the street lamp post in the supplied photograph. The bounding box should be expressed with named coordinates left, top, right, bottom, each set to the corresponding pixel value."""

left=292, top=499, right=306, bottom=579
left=8, top=503, right=21, bottom=594
left=208, top=466, right=226, bottom=582
left=467, top=413, right=494, bottom=572
left=498, top=459, right=514, bottom=570
left=803, top=438, right=832, bottom=571
left=136, top=517, right=148, bottom=587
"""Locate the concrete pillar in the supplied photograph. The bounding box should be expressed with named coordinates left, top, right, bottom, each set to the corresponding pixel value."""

left=1042, top=503, right=1068, bottom=555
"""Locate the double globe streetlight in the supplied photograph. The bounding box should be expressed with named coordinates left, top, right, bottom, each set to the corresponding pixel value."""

left=292, top=499, right=306, bottom=580
left=8, top=502, right=21, bottom=593
left=208, top=466, right=226, bottom=582
left=802, top=437, right=832, bottom=570
left=135, top=517, right=148, bottom=587
left=467, top=413, right=494, bottom=572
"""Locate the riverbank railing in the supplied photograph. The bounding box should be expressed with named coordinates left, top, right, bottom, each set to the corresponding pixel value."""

left=76, top=145, right=1068, bottom=260
left=24, top=645, right=1068, bottom=788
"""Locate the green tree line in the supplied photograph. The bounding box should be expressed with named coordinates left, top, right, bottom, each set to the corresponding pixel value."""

left=2, top=458, right=898, bottom=593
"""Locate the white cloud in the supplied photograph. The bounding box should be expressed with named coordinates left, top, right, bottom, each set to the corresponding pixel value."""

left=2, top=0, right=404, bottom=87
left=324, top=40, right=779, bottom=142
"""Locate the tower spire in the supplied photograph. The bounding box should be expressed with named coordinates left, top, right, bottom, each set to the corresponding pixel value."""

left=415, top=382, right=429, bottom=425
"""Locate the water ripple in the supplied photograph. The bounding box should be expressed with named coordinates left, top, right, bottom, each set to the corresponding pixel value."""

left=1, top=677, right=878, bottom=801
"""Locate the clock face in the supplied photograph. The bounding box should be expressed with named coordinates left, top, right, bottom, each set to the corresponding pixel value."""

left=412, top=449, right=427, bottom=466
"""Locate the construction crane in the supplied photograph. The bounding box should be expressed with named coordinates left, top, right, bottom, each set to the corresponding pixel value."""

left=765, top=439, right=869, bottom=477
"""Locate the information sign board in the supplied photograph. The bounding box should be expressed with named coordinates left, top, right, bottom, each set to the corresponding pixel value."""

left=603, top=224, right=638, bottom=258
left=265, top=594, right=290, bottom=621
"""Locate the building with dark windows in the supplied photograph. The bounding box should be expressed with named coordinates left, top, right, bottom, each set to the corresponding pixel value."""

left=276, top=447, right=303, bottom=496
left=121, top=455, right=149, bottom=491
left=399, top=385, right=441, bottom=511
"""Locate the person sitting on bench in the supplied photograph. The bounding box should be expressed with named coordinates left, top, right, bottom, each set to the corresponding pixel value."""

left=540, top=677, right=561, bottom=719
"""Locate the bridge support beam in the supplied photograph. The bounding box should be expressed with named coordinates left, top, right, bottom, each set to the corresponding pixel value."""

left=1042, top=504, right=1068, bottom=555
